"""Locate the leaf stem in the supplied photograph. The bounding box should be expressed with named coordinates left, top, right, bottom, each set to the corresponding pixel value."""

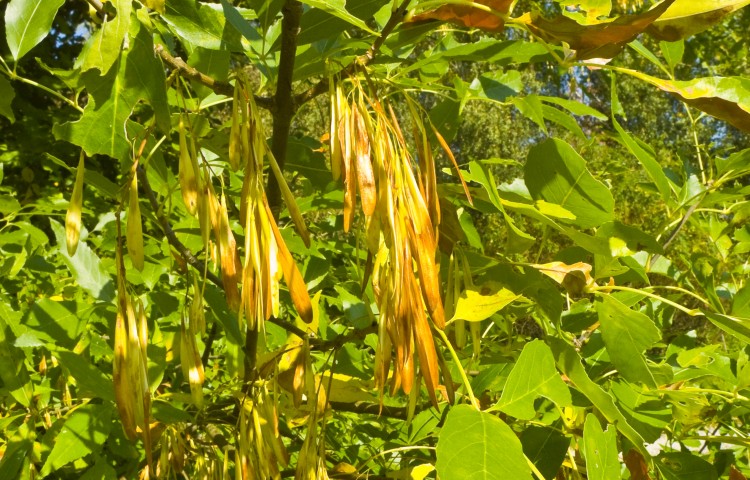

left=436, top=328, right=478, bottom=409
left=0, top=69, right=83, bottom=113
left=586, top=285, right=702, bottom=317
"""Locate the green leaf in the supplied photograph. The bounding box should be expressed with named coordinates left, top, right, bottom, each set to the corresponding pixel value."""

left=733, top=285, right=750, bottom=317
left=0, top=76, right=16, bottom=122
left=596, top=295, right=661, bottom=387
left=4, top=0, right=65, bottom=61
left=549, top=338, right=648, bottom=455
left=162, top=0, right=242, bottom=51
left=525, top=138, right=614, bottom=229
left=23, top=299, right=94, bottom=349
left=451, top=282, right=519, bottom=323
left=705, top=312, right=750, bottom=344
left=596, top=221, right=664, bottom=256
left=612, top=114, right=672, bottom=202
left=513, top=95, right=547, bottom=133
left=583, top=414, right=621, bottom=480
left=296, top=0, right=386, bottom=46
left=301, top=0, right=378, bottom=35
left=655, top=452, right=718, bottom=480
left=647, top=0, right=750, bottom=41
left=55, top=349, right=115, bottom=402
left=474, top=70, right=522, bottom=102
left=0, top=315, right=34, bottom=407
left=660, top=40, right=684, bottom=70
left=219, top=0, right=261, bottom=43
left=54, top=20, right=170, bottom=159
left=540, top=96, right=607, bottom=120
left=188, top=47, right=231, bottom=99
left=39, top=403, right=112, bottom=477
left=436, top=405, right=532, bottom=480
left=50, top=219, right=115, bottom=302
left=716, top=148, right=750, bottom=178
left=519, top=426, right=570, bottom=480
left=79, top=0, right=131, bottom=75
left=496, top=340, right=572, bottom=420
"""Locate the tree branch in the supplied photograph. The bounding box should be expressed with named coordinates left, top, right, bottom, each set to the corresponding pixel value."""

left=153, top=44, right=276, bottom=111
left=267, top=0, right=304, bottom=218
left=292, top=0, right=412, bottom=108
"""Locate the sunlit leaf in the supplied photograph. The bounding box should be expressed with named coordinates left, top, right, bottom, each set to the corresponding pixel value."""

left=620, top=69, right=750, bottom=133
left=54, top=21, right=170, bottom=159
left=496, top=340, right=572, bottom=419
left=525, top=138, right=614, bottom=229
left=4, top=0, right=65, bottom=61
left=39, top=403, right=113, bottom=477
left=50, top=219, right=115, bottom=302
left=549, top=338, right=648, bottom=455
left=301, top=0, right=378, bottom=35
left=583, top=414, right=621, bottom=480
left=436, top=405, right=533, bottom=480
left=647, top=0, right=750, bottom=41
left=596, top=295, right=661, bottom=387
left=79, top=0, right=131, bottom=75
left=451, top=282, right=520, bottom=322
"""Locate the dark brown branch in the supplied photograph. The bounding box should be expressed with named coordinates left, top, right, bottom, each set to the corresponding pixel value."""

left=153, top=44, right=275, bottom=111
left=292, top=0, right=412, bottom=108
left=267, top=0, right=304, bottom=218
left=137, top=166, right=224, bottom=289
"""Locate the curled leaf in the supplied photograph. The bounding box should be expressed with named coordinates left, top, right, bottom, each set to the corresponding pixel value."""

left=409, top=0, right=514, bottom=32
left=647, top=0, right=750, bottom=41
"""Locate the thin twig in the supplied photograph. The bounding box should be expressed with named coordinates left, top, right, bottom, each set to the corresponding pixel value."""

left=153, top=44, right=276, bottom=111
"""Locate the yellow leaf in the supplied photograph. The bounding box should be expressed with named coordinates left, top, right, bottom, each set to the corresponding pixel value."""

left=451, top=282, right=520, bottom=322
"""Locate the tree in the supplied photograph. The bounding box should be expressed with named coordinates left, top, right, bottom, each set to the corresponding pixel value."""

left=1, top=0, right=750, bottom=478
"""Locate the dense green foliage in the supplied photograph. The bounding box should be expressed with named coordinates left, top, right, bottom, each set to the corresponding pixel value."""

left=1, top=0, right=750, bottom=479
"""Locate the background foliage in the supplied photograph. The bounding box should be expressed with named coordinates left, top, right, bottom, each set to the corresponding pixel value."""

left=1, top=0, right=750, bottom=479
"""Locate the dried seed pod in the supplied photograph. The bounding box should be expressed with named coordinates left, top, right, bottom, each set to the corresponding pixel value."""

left=352, top=101, right=376, bottom=217
left=216, top=194, right=241, bottom=311
left=65, top=151, right=85, bottom=256
left=127, top=172, right=144, bottom=271
left=264, top=201, right=313, bottom=323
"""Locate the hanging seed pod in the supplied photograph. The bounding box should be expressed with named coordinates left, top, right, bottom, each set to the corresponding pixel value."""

left=113, top=309, right=137, bottom=440
left=352, top=100, right=376, bottom=217
left=264, top=201, right=313, bottom=324
left=127, top=171, right=145, bottom=271
left=228, top=82, right=242, bottom=172
left=190, top=276, right=206, bottom=335
left=330, top=82, right=344, bottom=181
left=216, top=194, right=241, bottom=311
left=66, top=151, right=85, bottom=256
left=178, top=117, right=199, bottom=215
left=180, top=313, right=204, bottom=407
